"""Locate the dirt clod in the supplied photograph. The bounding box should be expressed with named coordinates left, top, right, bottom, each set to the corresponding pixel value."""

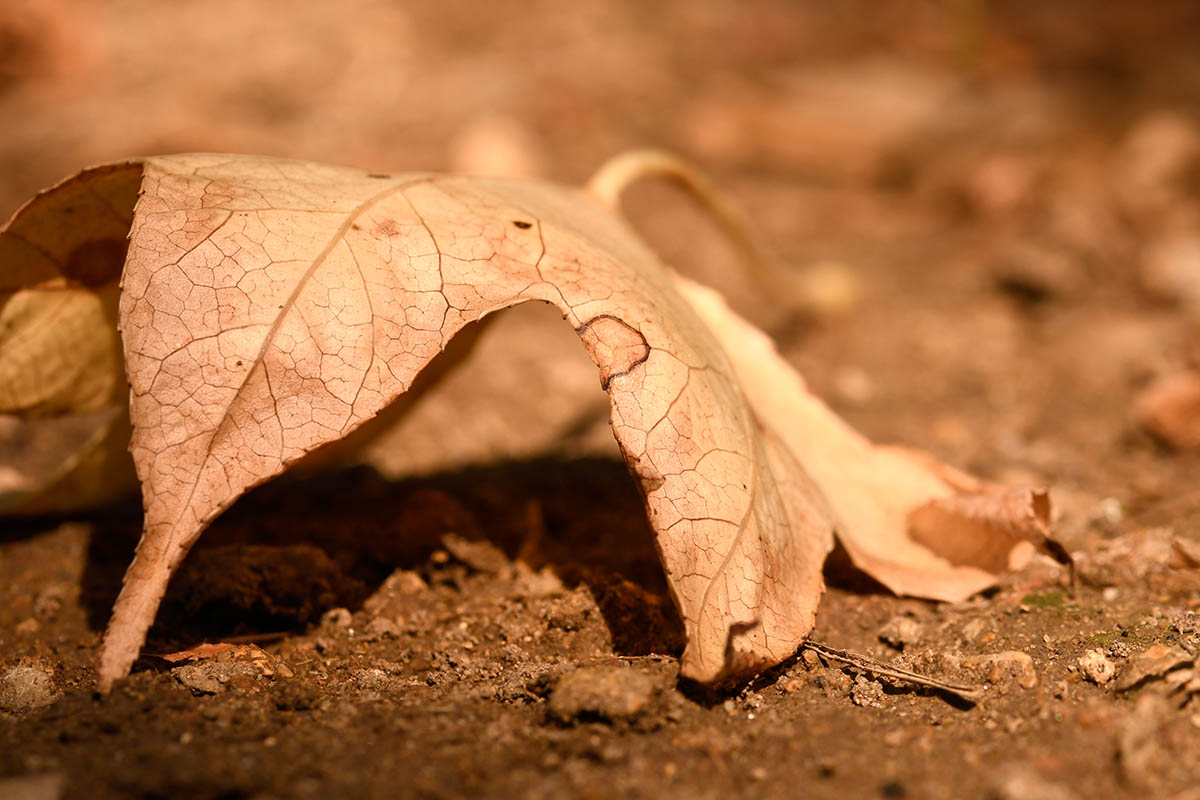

left=963, top=652, right=1038, bottom=690
left=851, top=676, right=885, bottom=707
left=548, top=665, right=654, bottom=722
left=173, top=662, right=260, bottom=695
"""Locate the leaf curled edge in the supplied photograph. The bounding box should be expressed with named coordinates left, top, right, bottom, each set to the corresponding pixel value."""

left=0, top=164, right=141, bottom=513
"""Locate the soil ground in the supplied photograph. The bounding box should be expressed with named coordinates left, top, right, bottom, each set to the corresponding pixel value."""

left=3, top=2, right=1200, bottom=798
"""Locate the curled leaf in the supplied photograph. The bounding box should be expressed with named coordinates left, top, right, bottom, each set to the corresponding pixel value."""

left=0, top=153, right=1063, bottom=692
left=0, top=164, right=141, bottom=513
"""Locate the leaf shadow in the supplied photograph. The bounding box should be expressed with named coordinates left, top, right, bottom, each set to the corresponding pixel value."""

left=78, top=456, right=685, bottom=658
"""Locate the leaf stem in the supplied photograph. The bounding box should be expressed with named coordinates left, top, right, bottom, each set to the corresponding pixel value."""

left=584, top=149, right=783, bottom=299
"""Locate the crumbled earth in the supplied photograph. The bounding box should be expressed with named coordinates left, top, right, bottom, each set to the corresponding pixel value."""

left=4, top=1, right=1200, bottom=798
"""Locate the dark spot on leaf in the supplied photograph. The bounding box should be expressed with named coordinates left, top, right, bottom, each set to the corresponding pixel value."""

left=881, top=781, right=906, bottom=798
left=512, top=220, right=532, bottom=229
left=236, top=361, right=243, bottom=367
left=62, top=238, right=128, bottom=287
left=367, top=173, right=390, bottom=179
left=351, top=223, right=361, bottom=231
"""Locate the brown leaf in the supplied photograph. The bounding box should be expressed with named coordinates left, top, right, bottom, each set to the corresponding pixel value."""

left=0, top=163, right=142, bottom=513
left=151, top=642, right=236, bottom=664
left=0, top=153, right=1060, bottom=692
left=84, top=153, right=839, bottom=690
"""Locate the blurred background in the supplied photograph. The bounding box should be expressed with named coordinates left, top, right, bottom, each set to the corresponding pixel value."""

left=3, top=6, right=1200, bottom=795
left=3, top=0, right=1199, bottom=514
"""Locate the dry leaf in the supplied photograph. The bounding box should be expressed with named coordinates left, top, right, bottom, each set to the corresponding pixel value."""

left=151, top=642, right=237, bottom=664
left=0, top=164, right=141, bottom=512
left=0, top=152, right=1062, bottom=692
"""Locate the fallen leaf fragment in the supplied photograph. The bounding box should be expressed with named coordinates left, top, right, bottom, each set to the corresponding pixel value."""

left=0, top=152, right=1065, bottom=693
left=151, top=642, right=237, bottom=664
left=0, top=164, right=142, bottom=513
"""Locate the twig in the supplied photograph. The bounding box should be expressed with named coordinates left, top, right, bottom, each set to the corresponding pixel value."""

left=802, top=639, right=986, bottom=704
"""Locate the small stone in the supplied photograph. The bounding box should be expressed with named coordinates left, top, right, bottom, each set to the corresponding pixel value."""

left=851, top=676, right=884, bottom=708
left=879, top=616, right=923, bottom=651
left=548, top=666, right=654, bottom=722
left=0, top=667, right=57, bottom=712
left=1078, top=649, right=1116, bottom=685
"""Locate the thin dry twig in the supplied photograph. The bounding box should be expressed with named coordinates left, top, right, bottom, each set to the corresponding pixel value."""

left=802, top=639, right=986, bottom=704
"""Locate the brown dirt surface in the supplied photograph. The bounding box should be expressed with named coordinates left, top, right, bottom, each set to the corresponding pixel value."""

left=3, top=1, right=1200, bottom=798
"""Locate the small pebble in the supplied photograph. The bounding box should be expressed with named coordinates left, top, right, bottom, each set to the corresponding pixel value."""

left=1078, top=649, right=1116, bottom=685
left=0, top=667, right=57, bottom=712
